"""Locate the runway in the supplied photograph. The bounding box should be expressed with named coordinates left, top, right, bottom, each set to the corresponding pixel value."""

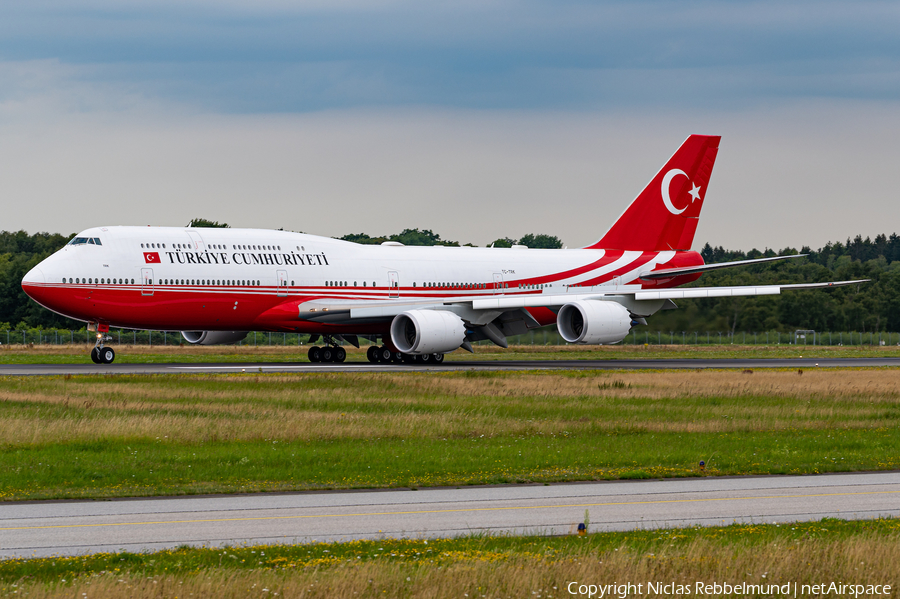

left=2, top=472, right=898, bottom=558
left=2, top=356, right=900, bottom=376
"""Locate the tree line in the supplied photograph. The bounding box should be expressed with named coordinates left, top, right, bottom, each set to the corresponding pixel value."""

left=1, top=225, right=897, bottom=334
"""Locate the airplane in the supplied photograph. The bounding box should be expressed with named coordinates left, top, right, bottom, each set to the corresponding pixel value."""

left=21, top=134, right=865, bottom=365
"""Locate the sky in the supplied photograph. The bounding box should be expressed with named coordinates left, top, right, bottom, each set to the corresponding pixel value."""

left=1, top=0, right=899, bottom=250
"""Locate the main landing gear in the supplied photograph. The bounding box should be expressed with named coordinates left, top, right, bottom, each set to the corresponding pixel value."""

left=366, top=345, right=445, bottom=365
left=90, top=333, right=115, bottom=364
left=307, top=335, right=347, bottom=363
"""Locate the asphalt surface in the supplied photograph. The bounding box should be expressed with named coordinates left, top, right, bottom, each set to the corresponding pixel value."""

left=2, top=356, right=900, bottom=376
left=2, top=472, right=898, bottom=558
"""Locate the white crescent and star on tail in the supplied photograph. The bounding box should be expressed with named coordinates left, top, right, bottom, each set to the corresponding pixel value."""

left=661, top=168, right=702, bottom=215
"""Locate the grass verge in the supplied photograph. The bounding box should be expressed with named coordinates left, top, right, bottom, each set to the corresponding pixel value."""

left=1, top=369, right=899, bottom=500
left=1, top=518, right=898, bottom=598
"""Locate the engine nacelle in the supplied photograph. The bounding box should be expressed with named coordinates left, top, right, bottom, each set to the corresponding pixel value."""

left=557, top=300, right=631, bottom=345
left=181, top=331, right=249, bottom=345
left=390, top=309, right=466, bottom=355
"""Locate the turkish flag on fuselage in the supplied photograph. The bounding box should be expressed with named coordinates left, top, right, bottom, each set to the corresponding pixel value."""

left=143, top=252, right=160, bottom=264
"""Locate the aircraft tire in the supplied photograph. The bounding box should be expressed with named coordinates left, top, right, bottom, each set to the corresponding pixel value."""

left=401, top=353, right=415, bottom=364
left=392, top=351, right=403, bottom=364
left=90, top=347, right=102, bottom=364
left=377, top=346, right=393, bottom=363
left=415, top=353, right=431, bottom=364
left=334, top=347, right=347, bottom=363
left=432, top=353, right=445, bottom=363
left=366, top=346, right=379, bottom=363
left=99, top=347, right=115, bottom=364
left=308, top=346, right=321, bottom=363
left=321, top=347, right=334, bottom=362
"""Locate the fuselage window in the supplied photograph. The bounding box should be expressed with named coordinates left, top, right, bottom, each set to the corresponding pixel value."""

left=89, top=278, right=92, bottom=284
left=354, top=281, right=357, bottom=287
left=140, top=243, right=144, bottom=248
left=363, top=281, right=366, bottom=287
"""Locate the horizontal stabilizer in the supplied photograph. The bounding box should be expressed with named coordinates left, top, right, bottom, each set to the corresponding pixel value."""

left=640, top=254, right=807, bottom=280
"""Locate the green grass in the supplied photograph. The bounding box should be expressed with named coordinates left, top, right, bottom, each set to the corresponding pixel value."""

left=3, top=429, right=897, bottom=501
left=0, top=369, right=898, bottom=500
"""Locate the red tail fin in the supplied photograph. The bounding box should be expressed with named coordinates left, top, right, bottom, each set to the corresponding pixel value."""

left=587, top=135, right=720, bottom=251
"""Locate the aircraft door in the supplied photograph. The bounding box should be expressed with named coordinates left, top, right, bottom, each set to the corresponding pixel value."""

left=277, top=269, right=288, bottom=296
left=388, top=271, right=400, bottom=298
left=186, top=230, right=206, bottom=251
left=141, top=268, right=154, bottom=296
left=493, top=272, right=503, bottom=295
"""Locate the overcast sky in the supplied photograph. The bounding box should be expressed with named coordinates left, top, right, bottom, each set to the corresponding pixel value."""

left=1, top=0, right=899, bottom=250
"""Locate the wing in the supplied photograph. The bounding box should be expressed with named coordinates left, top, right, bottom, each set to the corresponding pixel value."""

left=296, top=279, right=868, bottom=323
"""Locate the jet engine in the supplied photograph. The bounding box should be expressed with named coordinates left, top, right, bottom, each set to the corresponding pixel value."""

left=557, top=300, right=631, bottom=345
left=181, top=331, right=249, bottom=345
left=390, top=309, right=467, bottom=355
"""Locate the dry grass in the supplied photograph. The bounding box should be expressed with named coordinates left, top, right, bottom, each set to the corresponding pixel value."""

left=7, top=534, right=899, bottom=598
left=0, top=369, right=898, bottom=445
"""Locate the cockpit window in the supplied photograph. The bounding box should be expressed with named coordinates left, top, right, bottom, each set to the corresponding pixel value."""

left=68, top=237, right=102, bottom=246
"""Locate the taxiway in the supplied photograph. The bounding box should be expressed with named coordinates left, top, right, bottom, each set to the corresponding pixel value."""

left=1, top=356, right=899, bottom=376
left=2, top=472, right=898, bottom=558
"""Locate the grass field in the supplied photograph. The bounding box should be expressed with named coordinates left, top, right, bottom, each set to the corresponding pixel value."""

left=1, top=368, right=898, bottom=500
left=1, top=342, right=900, bottom=364
left=2, top=518, right=897, bottom=598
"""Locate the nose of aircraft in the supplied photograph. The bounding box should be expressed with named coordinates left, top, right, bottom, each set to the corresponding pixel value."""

left=21, top=265, right=46, bottom=302
left=22, top=265, right=45, bottom=286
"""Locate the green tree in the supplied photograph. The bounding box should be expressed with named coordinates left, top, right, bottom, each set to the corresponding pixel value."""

left=518, top=234, right=563, bottom=249
left=188, top=218, right=230, bottom=228
left=339, top=233, right=387, bottom=245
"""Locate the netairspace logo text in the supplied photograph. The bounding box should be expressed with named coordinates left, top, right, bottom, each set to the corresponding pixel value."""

left=566, top=581, right=892, bottom=598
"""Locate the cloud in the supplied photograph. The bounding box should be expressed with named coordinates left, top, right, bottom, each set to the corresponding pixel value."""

left=1, top=1, right=898, bottom=112
left=2, top=2, right=900, bottom=251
